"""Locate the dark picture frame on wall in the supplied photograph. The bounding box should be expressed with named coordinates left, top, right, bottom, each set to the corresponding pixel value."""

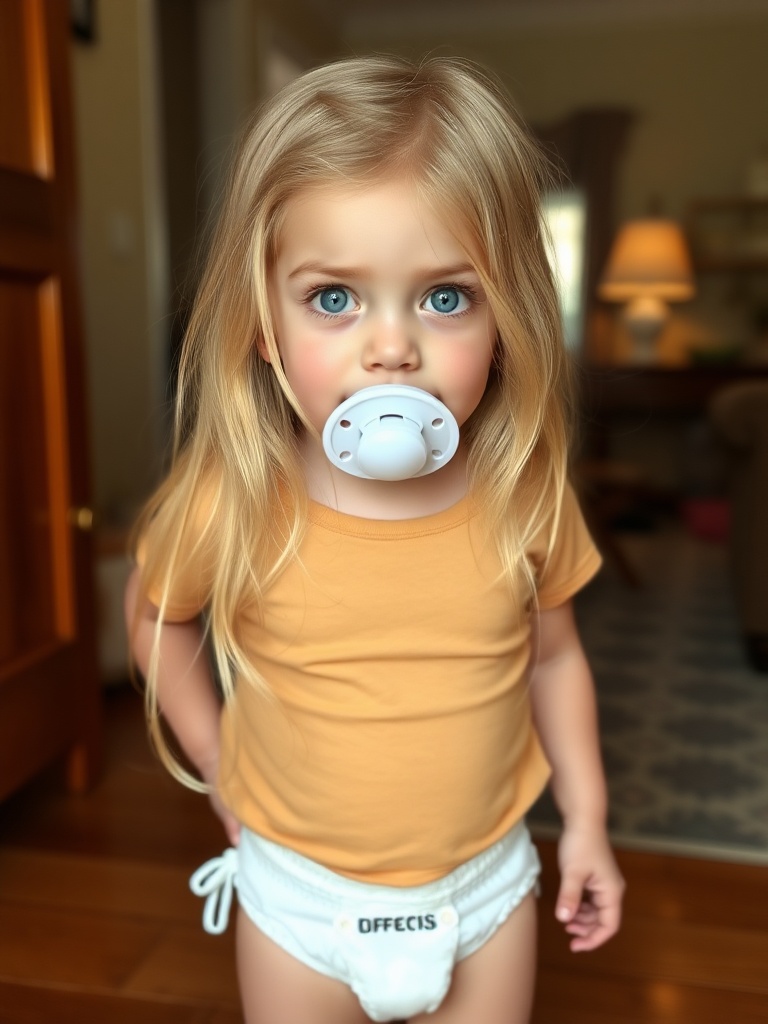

left=71, top=0, right=96, bottom=43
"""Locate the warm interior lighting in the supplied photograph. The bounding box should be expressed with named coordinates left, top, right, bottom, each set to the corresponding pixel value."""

left=599, top=218, right=695, bottom=362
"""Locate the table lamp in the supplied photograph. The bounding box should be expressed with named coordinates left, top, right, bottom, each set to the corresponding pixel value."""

left=598, top=218, right=695, bottom=363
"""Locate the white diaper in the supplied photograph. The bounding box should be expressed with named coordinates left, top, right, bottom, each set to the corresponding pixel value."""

left=190, top=822, right=540, bottom=1023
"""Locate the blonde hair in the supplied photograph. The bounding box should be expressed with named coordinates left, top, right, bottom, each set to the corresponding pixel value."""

left=134, top=54, right=574, bottom=787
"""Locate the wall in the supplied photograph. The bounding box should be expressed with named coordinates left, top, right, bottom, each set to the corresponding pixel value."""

left=70, top=0, right=167, bottom=523
left=156, top=0, right=202, bottom=311
left=345, top=8, right=768, bottom=221
left=70, top=0, right=343, bottom=523
left=495, top=17, right=768, bottom=222
left=346, top=8, right=768, bottom=366
left=196, top=0, right=265, bottom=216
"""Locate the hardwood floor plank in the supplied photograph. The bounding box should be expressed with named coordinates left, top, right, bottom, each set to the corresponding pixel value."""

left=537, top=838, right=768, bottom=932
left=202, top=1011, right=243, bottom=1024
left=0, top=902, right=164, bottom=990
left=537, top=842, right=768, bottom=996
left=538, top=906, right=768, bottom=994
left=123, top=925, right=239, bottom=1006
left=0, top=762, right=225, bottom=868
left=0, top=688, right=225, bottom=868
left=0, top=847, right=197, bottom=923
left=533, top=967, right=768, bottom=1024
left=0, top=981, right=216, bottom=1024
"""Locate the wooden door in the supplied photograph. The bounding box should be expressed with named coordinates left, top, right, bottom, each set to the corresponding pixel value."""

left=0, top=0, right=101, bottom=799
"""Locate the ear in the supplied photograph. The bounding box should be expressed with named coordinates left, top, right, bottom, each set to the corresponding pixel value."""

left=255, top=333, right=272, bottom=363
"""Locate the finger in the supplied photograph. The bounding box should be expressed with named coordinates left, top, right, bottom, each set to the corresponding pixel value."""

left=597, top=897, right=622, bottom=940
left=565, top=905, right=602, bottom=929
left=569, top=902, right=599, bottom=923
left=565, top=922, right=593, bottom=939
left=571, top=926, right=610, bottom=952
left=570, top=904, right=622, bottom=951
left=556, top=872, right=587, bottom=924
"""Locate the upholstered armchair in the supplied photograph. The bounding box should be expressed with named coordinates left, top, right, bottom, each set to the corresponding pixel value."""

left=710, top=380, right=768, bottom=672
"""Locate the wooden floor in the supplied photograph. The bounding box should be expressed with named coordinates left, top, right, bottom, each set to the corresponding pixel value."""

left=1, top=685, right=767, bottom=1024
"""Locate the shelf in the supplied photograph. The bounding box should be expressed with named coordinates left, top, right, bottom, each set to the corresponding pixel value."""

left=687, top=195, right=768, bottom=275
left=582, top=364, right=768, bottom=415
left=695, top=256, right=768, bottom=273
left=689, top=195, right=768, bottom=214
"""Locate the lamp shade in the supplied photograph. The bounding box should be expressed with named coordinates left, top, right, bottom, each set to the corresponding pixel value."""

left=598, top=218, right=695, bottom=302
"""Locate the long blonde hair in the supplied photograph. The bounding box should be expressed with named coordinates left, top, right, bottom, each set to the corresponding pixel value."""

left=134, top=54, right=574, bottom=787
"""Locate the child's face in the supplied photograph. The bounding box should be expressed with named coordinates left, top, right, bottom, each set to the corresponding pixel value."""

left=266, top=179, right=496, bottom=439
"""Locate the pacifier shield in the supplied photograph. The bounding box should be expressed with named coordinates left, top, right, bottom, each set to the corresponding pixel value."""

left=322, top=386, right=460, bottom=481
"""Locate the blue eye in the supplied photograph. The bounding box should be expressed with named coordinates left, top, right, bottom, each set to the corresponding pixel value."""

left=313, top=287, right=353, bottom=315
left=426, top=287, right=466, bottom=315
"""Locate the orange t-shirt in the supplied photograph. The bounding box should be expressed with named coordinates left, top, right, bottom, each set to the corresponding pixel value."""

left=145, top=485, right=601, bottom=885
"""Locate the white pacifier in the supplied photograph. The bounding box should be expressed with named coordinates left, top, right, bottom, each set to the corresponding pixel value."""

left=322, top=385, right=460, bottom=481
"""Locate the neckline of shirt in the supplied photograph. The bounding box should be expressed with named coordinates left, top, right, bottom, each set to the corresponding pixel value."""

left=308, top=495, right=476, bottom=539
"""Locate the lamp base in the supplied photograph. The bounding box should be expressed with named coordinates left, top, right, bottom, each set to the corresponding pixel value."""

left=623, top=296, right=669, bottom=364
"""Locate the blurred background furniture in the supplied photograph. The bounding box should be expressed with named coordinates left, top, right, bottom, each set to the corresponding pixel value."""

left=598, top=217, right=696, bottom=364
left=710, top=381, right=768, bottom=672
left=577, top=457, right=649, bottom=588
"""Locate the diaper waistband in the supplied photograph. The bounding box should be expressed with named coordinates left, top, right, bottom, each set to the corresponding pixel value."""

left=242, top=823, right=528, bottom=904
left=190, top=821, right=531, bottom=936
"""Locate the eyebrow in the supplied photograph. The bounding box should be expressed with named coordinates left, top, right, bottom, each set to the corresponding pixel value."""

left=287, top=260, right=479, bottom=281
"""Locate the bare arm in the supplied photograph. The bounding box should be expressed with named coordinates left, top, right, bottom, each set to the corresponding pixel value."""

left=529, top=600, right=624, bottom=950
left=124, top=567, right=240, bottom=844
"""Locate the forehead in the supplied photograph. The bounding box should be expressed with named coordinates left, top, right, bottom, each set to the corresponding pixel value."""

left=274, top=177, right=476, bottom=267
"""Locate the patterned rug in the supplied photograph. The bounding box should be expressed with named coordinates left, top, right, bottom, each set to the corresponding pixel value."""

left=530, top=522, right=768, bottom=864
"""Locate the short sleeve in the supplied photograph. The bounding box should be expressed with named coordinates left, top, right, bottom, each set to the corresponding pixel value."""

left=135, top=481, right=217, bottom=621
left=531, top=483, right=602, bottom=610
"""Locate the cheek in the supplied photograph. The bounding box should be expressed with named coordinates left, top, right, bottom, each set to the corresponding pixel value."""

left=449, top=344, right=493, bottom=391
left=282, top=353, right=321, bottom=401
left=280, top=341, right=345, bottom=424
left=285, top=336, right=336, bottom=381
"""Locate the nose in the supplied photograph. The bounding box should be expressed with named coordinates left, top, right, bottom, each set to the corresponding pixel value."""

left=362, top=317, right=421, bottom=373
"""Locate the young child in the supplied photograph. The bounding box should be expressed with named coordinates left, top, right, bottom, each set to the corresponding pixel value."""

left=126, top=55, right=624, bottom=1024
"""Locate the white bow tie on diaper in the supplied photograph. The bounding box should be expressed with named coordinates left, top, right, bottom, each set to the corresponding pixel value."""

left=322, top=385, right=460, bottom=481
left=189, top=848, right=239, bottom=935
